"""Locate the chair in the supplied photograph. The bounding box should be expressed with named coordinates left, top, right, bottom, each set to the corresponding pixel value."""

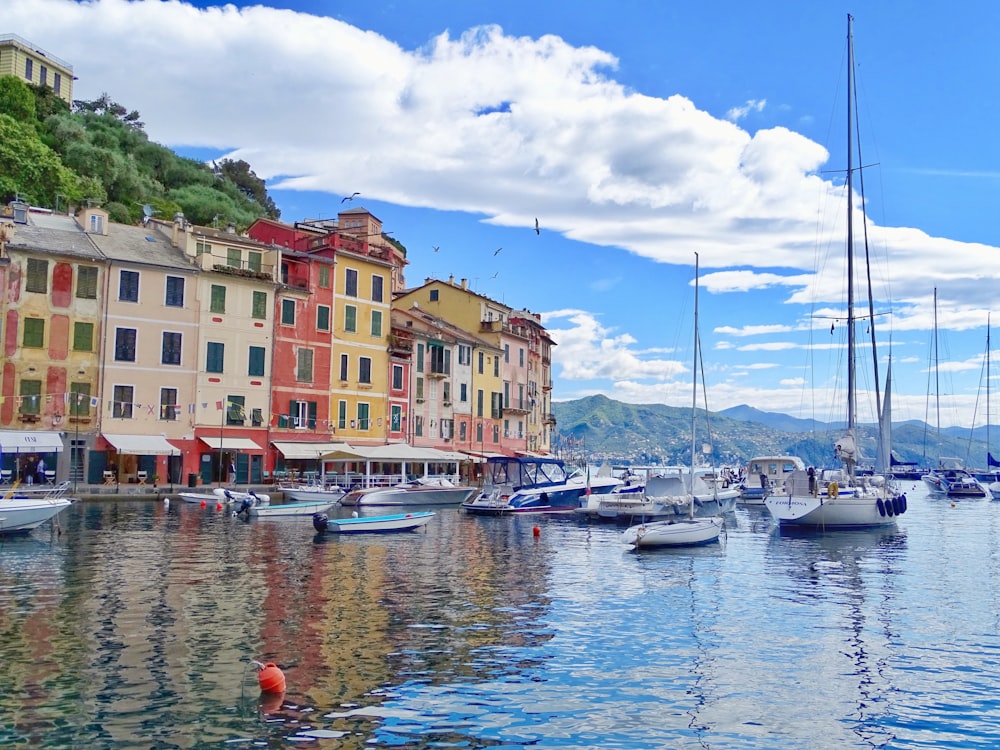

left=103, top=470, right=116, bottom=485
left=136, top=470, right=148, bottom=486
left=0, top=469, right=11, bottom=484
left=44, top=470, right=56, bottom=485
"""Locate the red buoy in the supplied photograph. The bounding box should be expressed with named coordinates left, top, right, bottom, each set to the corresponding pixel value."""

left=216, top=502, right=223, bottom=511
left=200, top=500, right=207, bottom=508
left=533, top=525, right=541, bottom=537
left=257, top=662, right=286, bottom=693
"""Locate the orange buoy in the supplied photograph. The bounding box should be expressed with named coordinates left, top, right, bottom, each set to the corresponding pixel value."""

left=200, top=500, right=207, bottom=508
left=533, top=525, right=540, bottom=537
left=216, top=502, right=223, bottom=511
left=257, top=662, right=286, bottom=693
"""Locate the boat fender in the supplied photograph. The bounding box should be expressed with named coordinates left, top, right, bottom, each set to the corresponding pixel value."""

left=827, top=481, right=839, bottom=499
left=900, top=493, right=907, bottom=513
left=893, top=496, right=903, bottom=516
left=876, top=498, right=885, bottom=517
left=312, top=512, right=329, bottom=533
left=885, top=498, right=894, bottom=516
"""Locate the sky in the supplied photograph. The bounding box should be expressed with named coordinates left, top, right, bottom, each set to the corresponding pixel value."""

left=8, top=0, right=1000, bottom=429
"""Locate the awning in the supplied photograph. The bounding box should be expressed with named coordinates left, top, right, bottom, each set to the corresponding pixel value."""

left=104, top=434, right=180, bottom=456
left=272, top=441, right=353, bottom=460
left=0, top=430, right=64, bottom=452
left=199, top=437, right=263, bottom=451
left=460, top=450, right=507, bottom=463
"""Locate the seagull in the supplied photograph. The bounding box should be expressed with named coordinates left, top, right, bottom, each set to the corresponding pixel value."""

left=534, top=218, right=540, bottom=235
left=341, top=192, right=361, bottom=203
left=432, top=245, right=440, bottom=253
left=493, top=247, right=502, bottom=256
left=491, top=272, right=499, bottom=279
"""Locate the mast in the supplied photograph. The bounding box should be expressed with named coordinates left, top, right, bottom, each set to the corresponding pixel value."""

left=933, top=287, right=940, bottom=449
left=845, top=13, right=857, bottom=480
left=690, top=252, right=699, bottom=517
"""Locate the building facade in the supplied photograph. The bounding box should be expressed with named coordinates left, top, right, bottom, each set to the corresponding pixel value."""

left=0, top=34, right=74, bottom=104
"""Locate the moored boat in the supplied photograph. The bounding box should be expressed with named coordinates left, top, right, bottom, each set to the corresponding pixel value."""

left=622, top=516, right=724, bottom=548
left=312, top=510, right=434, bottom=534
left=0, top=481, right=74, bottom=534
left=340, top=477, right=478, bottom=507
left=739, top=455, right=806, bottom=505
left=248, top=498, right=339, bottom=517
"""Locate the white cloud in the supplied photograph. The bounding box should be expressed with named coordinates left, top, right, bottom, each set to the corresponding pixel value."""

left=725, top=98, right=766, bottom=122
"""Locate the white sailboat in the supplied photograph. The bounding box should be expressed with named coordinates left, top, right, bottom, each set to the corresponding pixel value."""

left=622, top=253, right=724, bottom=548
left=765, top=14, right=906, bottom=530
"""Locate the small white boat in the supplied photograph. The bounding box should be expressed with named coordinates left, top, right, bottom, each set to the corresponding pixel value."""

left=312, top=510, right=435, bottom=534
left=248, top=499, right=339, bottom=517
left=281, top=485, right=346, bottom=504
left=176, top=487, right=271, bottom=506
left=340, top=477, right=477, bottom=507
left=0, top=481, right=73, bottom=534
left=622, top=517, right=724, bottom=548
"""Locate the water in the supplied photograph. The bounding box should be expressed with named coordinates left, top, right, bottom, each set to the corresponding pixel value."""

left=2, top=484, right=1000, bottom=749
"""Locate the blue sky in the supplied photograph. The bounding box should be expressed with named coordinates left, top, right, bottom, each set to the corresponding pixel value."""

left=9, top=0, right=1000, bottom=427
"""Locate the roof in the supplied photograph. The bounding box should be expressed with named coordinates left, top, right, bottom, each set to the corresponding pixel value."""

left=6, top=214, right=104, bottom=260
left=88, top=223, right=195, bottom=271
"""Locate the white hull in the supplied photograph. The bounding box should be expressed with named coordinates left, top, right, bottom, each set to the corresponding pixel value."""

left=342, top=485, right=478, bottom=507
left=282, top=486, right=345, bottom=504
left=177, top=488, right=270, bottom=505
left=622, top=517, right=723, bottom=547
left=0, top=496, right=72, bottom=533
left=314, top=511, right=435, bottom=533
left=764, top=491, right=899, bottom=529
left=250, top=499, right=338, bottom=517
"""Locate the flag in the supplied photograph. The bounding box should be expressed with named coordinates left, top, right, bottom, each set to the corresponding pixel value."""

left=90, top=397, right=99, bottom=407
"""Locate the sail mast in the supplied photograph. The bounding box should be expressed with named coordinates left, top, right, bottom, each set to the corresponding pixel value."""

left=690, top=252, right=699, bottom=518
left=846, top=13, right=857, bottom=480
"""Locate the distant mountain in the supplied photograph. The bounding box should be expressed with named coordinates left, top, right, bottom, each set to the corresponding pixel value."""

left=552, top=395, right=994, bottom=470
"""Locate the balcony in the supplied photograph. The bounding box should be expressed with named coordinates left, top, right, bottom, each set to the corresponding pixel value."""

left=543, top=412, right=556, bottom=425
left=503, top=403, right=530, bottom=416
left=211, top=263, right=274, bottom=282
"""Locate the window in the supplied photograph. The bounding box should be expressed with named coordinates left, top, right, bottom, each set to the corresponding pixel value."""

left=319, top=265, right=331, bottom=288
left=248, top=346, right=265, bottom=377
left=478, top=351, right=484, bottom=374
left=430, top=289, right=439, bottom=302
left=40, top=65, right=47, bottom=85
left=339, top=354, right=349, bottom=381
left=429, top=344, right=449, bottom=375
left=392, top=364, right=403, bottom=390
left=371, top=275, right=383, bottom=302
left=440, top=419, right=454, bottom=440
left=518, top=383, right=525, bottom=410
left=19, top=380, right=41, bottom=415
left=492, top=425, right=500, bottom=443
left=390, top=404, right=402, bottom=432
left=22, top=318, right=44, bottom=348
left=477, top=389, right=484, bottom=418
left=338, top=400, right=347, bottom=430
left=210, top=284, right=226, bottom=313
left=416, top=344, right=424, bottom=373
left=227, top=248, right=241, bottom=268
left=414, top=415, right=423, bottom=437
left=357, top=403, right=370, bottom=431
left=165, top=276, right=185, bottom=307
left=344, top=305, right=357, bottom=332
left=359, top=357, right=372, bottom=385
left=73, top=323, right=94, bottom=352
left=89, top=213, right=103, bottom=233
left=247, top=251, right=262, bottom=272
left=54, top=73, right=61, bottom=95
left=505, top=344, right=510, bottom=363
left=297, top=348, right=314, bottom=382
left=26, top=258, right=47, bottom=293
left=206, top=342, right=224, bottom=373
left=494, top=357, right=500, bottom=377
left=458, top=345, right=470, bottom=365
left=504, top=382, right=510, bottom=408
left=196, top=241, right=211, bottom=255
left=281, top=299, right=296, bottom=325
left=415, top=377, right=424, bottom=401
left=345, top=268, right=358, bottom=297
left=160, top=388, right=178, bottom=421
left=317, top=305, right=330, bottom=331
left=115, top=328, right=137, bottom=362
left=491, top=392, right=503, bottom=419
left=290, top=400, right=317, bottom=429
left=371, top=310, right=382, bottom=337
left=161, top=332, right=182, bottom=365
left=252, top=290, right=267, bottom=319
left=443, top=381, right=451, bottom=404
left=226, top=395, right=245, bottom=426
left=113, top=385, right=134, bottom=419
left=251, top=408, right=263, bottom=427
left=24, top=58, right=32, bottom=80
left=520, top=348, right=525, bottom=367
left=460, top=383, right=468, bottom=402
left=77, top=266, right=98, bottom=299
left=460, top=420, right=467, bottom=441
left=119, top=270, right=139, bottom=302
left=69, top=383, right=90, bottom=417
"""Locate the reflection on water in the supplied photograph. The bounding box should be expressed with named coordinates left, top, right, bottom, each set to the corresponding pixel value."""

left=3, top=487, right=1000, bottom=747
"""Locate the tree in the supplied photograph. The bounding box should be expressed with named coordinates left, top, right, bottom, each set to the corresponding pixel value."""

left=0, top=114, right=87, bottom=205
left=0, top=75, right=36, bottom=124
left=73, top=92, right=144, bottom=130
left=218, top=158, right=280, bottom=219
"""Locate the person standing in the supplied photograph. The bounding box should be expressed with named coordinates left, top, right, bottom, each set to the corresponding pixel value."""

left=36, top=456, right=46, bottom=484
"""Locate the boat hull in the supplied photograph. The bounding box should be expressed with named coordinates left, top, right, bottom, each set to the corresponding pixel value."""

left=341, top=485, right=478, bottom=507
left=764, top=492, right=900, bottom=529
left=250, top=500, right=338, bottom=517
left=313, top=511, right=434, bottom=534
left=622, top=517, right=723, bottom=547
left=0, top=496, right=72, bottom=533
left=282, top=487, right=345, bottom=504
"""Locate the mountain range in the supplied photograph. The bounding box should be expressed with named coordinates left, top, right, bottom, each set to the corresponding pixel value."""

left=552, top=394, right=996, bottom=470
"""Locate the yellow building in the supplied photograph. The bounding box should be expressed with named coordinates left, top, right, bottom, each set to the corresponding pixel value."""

left=0, top=34, right=74, bottom=104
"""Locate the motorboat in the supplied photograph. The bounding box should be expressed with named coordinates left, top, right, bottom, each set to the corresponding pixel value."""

left=0, top=481, right=73, bottom=534
left=577, top=468, right=737, bottom=523
left=312, top=510, right=434, bottom=534
left=739, top=455, right=806, bottom=505
left=461, top=455, right=621, bottom=515
left=340, top=476, right=478, bottom=507
left=922, top=458, right=988, bottom=499
left=176, top=487, right=270, bottom=506
left=246, top=498, right=339, bottom=517
left=280, top=483, right=346, bottom=505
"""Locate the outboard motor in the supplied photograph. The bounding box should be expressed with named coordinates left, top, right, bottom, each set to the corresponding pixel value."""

left=312, top=512, right=329, bottom=533
left=233, top=496, right=254, bottom=517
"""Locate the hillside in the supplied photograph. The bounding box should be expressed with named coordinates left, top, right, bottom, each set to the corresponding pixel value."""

left=553, top=394, right=993, bottom=469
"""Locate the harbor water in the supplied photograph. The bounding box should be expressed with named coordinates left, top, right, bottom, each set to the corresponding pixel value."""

left=2, top=482, right=1000, bottom=749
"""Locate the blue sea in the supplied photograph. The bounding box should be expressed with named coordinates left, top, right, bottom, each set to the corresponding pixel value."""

left=2, top=482, right=1000, bottom=749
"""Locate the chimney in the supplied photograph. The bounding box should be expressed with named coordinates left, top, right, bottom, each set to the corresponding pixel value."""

left=226, top=222, right=236, bottom=234
left=172, top=211, right=184, bottom=247
left=448, top=274, right=454, bottom=285
left=461, top=278, right=468, bottom=290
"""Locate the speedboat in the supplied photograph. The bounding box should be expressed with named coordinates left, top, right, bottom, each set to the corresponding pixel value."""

left=281, top=483, right=346, bottom=505
left=176, top=487, right=270, bottom=506
left=461, top=455, right=620, bottom=515
left=739, top=455, right=806, bottom=505
left=923, top=458, right=988, bottom=499
left=577, top=469, right=737, bottom=523
left=340, top=476, right=478, bottom=507
left=0, top=481, right=74, bottom=534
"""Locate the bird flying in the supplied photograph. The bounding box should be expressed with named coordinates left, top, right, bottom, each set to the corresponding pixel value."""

left=491, top=272, right=499, bottom=279
left=493, top=247, right=502, bottom=256
left=432, top=245, right=440, bottom=253
left=341, top=192, right=361, bottom=203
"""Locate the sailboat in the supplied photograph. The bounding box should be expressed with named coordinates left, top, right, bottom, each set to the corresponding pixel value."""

left=765, top=15, right=906, bottom=530
left=622, top=253, right=724, bottom=548
left=922, top=289, right=988, bottom=498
